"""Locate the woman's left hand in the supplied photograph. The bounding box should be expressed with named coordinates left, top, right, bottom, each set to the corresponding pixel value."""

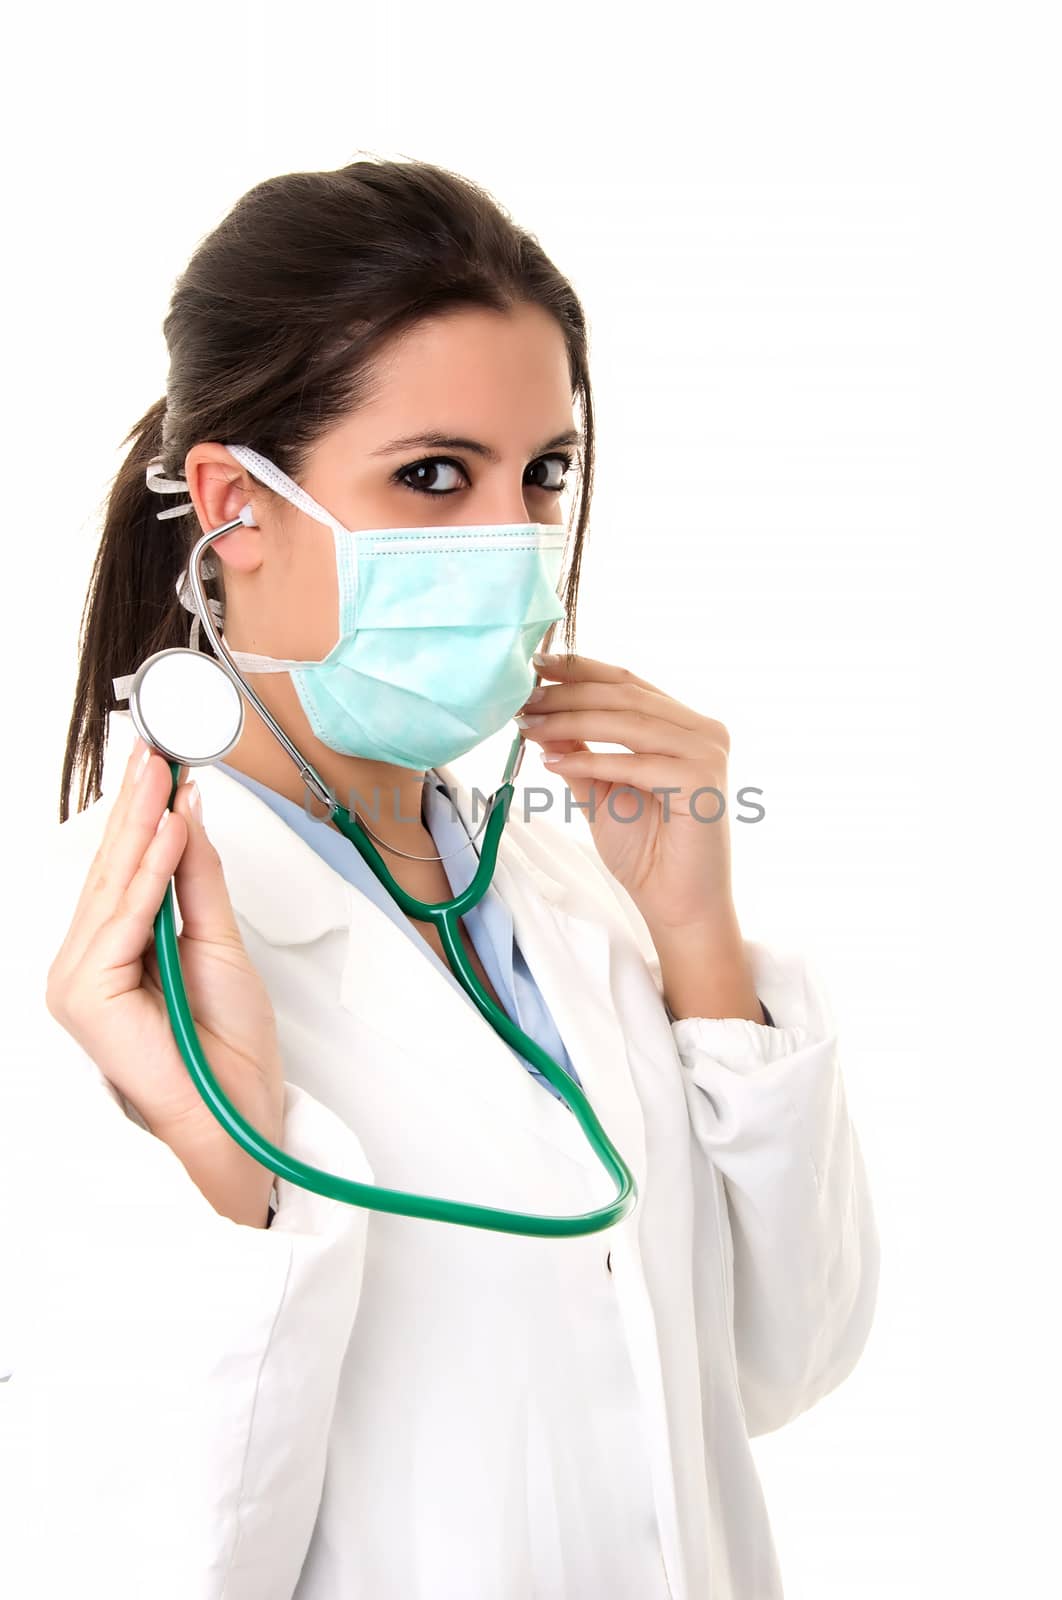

left=515, top=651, right=740, bottom=945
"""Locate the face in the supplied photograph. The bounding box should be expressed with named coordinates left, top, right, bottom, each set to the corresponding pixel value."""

left=184, top=301, right=580, bottom=666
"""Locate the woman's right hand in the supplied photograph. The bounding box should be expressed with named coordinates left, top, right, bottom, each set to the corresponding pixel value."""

left=45, top=734, right=286, bottom=1228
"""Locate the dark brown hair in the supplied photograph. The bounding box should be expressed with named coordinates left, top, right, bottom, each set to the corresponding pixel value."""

left=59, top=156, right=596, bottom=822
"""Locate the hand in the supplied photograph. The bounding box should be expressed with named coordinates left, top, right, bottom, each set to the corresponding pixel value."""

left=46, top=735, right=285, bottom=1227
left=515, top=652, right=762, bottom=1021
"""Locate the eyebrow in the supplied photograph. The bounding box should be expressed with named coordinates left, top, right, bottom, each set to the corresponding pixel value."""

left=368, top=427, right=585, bottom=462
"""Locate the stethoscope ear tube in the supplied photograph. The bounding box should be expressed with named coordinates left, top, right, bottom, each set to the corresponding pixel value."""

left=154, top=761, right=638, bottom=1237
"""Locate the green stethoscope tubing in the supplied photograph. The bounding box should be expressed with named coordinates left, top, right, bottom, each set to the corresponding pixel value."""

left=152, top=759, right=638, bottom=1238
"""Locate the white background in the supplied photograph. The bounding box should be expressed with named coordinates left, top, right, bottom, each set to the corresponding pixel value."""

left=2, top=2, right=1058, bottom=1596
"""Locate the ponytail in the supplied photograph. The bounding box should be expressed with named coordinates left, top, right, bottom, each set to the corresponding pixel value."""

left=58, top=399, right=189, bottom=822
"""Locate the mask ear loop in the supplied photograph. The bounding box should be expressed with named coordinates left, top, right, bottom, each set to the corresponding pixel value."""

left=176, top=558, right=222, bottom=653
left=223, top=442, right=359, bottom=627
left=145, top=458, right=198, bottom=520
left=143, top=458, right=221, bottom=651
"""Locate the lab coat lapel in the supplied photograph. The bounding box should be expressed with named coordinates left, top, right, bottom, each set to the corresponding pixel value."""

left=488, top=847, right=650, bottom=1202
left=444, top=762, right=649, bottom=1203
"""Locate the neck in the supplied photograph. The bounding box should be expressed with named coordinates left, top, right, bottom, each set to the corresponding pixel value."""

left=221, top=677, right=436, bottom=856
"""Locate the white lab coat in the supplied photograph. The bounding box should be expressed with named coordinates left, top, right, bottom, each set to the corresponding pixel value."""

left=2, top=708, right=879, bottom=1600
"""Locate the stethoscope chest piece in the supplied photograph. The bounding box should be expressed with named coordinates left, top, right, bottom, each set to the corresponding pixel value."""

left=129, top=647, right=244, bottom=766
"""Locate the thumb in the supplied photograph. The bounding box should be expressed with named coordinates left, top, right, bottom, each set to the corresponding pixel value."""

left=170, top=778, right=242, bottom=945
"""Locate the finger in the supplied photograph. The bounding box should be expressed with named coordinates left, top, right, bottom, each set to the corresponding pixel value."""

left=539, top=737, right=590, bottom=758
left=70, top=806, right=191, bottom=1006
left=540, top=750, right=726, bottom=813
left=535, top=734, right=597, bottom=812
left=170, top=779, right=244, bottom=947
left=532, top=651, right=666, bottom=697
left=65, top=737, right=149, bottom=932
left=61, top=748, right=183, bottom=974
left=91, top=736, right=161, bottom=866
left=519, top=709, right=709, bottom=759
left=521, top=678, right=720, bottom=738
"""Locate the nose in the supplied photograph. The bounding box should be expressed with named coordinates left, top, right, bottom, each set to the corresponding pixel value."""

left=465, top=482, right=564, bottom=528
left=471, top=501, right=551, bottom=526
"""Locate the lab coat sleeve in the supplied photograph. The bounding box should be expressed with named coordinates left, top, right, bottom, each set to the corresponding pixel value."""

left=3, top=955, right=374, bottom=1600
left=566, top=828, right=880, bottom=1438
left=670, top=941, right=880, bottom=1437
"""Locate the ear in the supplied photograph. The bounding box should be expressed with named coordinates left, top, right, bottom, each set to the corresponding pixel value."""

left=183, top=443, right=263, bottom=573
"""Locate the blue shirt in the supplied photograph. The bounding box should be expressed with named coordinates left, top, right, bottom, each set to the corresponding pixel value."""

left=216, top=763, right=583, bottom=1107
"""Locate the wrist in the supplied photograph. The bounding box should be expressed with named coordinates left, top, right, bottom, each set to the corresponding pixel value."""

left=648, top=914, right=762, bottom=1023
left=155, top=1116, right=279, bottom=1228
left=646, top=905, right=745, bottom=967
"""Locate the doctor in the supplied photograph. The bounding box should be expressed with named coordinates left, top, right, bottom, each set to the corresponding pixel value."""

left=10, top=159, right=879, bottom=1600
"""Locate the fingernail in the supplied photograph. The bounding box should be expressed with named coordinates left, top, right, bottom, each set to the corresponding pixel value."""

left=186, top=780, right=202, bottom=821
left=134, top=742, right=152, bottom=784
left=532, top=651, right=553, bottom=667
left=524, top=686, right=545, bottom=704
left=154, top=809, right=170, bottom=835
left=542, top=752, right=566, bottom=765
left=515, top=713, right=545, bottom=727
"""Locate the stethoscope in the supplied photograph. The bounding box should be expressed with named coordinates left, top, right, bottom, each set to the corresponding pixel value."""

left=128, top=509, right=637, bottom=1238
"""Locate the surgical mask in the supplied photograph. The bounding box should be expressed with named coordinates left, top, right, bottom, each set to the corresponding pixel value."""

left=212, top=444, right=567, bottom=770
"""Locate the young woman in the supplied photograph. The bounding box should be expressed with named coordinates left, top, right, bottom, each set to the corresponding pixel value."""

left=15, top=159, right=879, bottom=1599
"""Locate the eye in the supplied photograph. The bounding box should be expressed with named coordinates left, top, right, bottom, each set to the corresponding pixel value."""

left=393, top=452, right=578, bottom=497
left=525, top=452, right=577, bottom=493
left=393, top=457, right=468, bottom=495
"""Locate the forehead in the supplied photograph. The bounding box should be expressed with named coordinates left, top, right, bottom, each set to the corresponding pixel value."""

left=355, top=303, right=575, bottom=441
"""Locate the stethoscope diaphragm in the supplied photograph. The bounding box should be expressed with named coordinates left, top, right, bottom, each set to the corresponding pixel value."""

left=128, top=647, right=245, bottom=767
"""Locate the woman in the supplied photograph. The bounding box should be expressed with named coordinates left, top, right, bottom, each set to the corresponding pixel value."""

left=14, top=160, right=879, bottom=1599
